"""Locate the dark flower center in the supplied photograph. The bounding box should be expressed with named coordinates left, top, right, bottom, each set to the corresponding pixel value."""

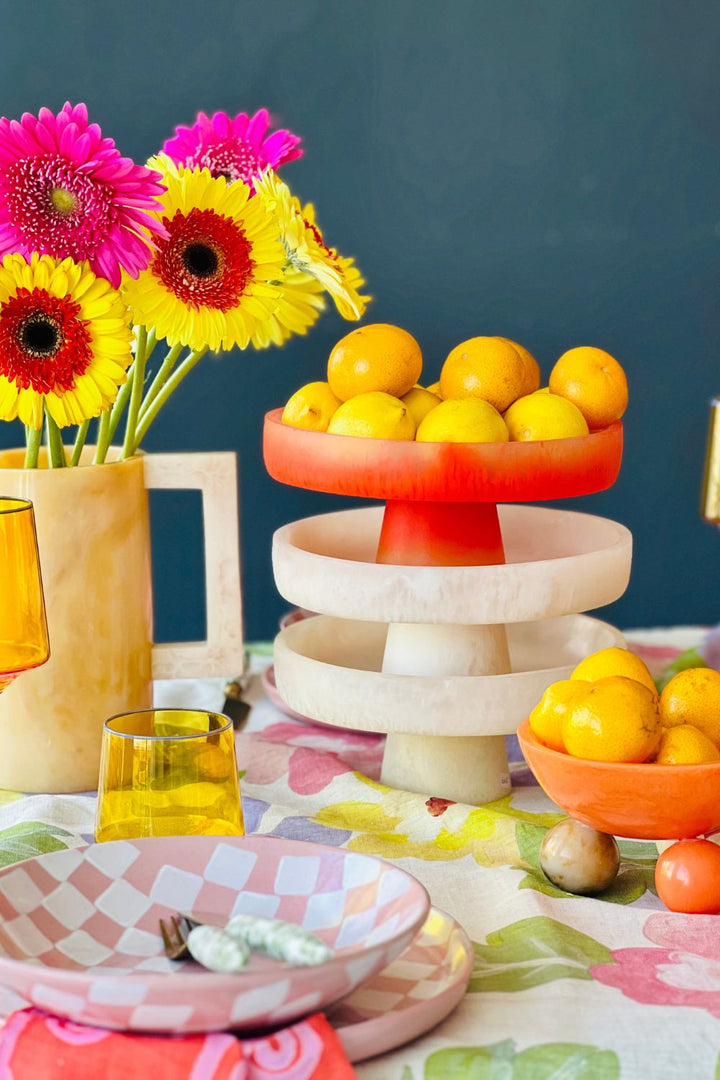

left=19, top=316, right=61, bottom=357
left=153, top=209, right=254, bottom=312
left=0, top=288, right=93, bottom=394
left=183, top=242, right=219, bottom=279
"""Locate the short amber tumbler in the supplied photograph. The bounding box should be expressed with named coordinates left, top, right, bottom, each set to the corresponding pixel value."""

left=95, top=709, right=244, bottom=842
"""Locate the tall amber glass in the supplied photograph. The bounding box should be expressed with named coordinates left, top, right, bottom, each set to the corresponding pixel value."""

left=95, top=709, right=244, bottom=842
left=0, top=498, right=49, bottom=692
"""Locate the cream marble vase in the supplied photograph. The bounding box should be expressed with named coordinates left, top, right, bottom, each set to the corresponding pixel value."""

left=0, top=448, right=244, bottom=793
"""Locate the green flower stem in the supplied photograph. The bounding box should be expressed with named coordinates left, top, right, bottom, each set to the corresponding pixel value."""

left=103, top=366, right=135, bottom=455
left=120, top=325, right=148, bottom=460
left=131, top=347, right=208, bottom=454
left=138, top=343, right=183, bottom=422
left=70, top=419, right=91, bottom=467
left=93, top=409, right=112, bottom=465
left=24, top=426, right=42, bottom=469
left=45, top=413, right=67, bottom=468
left=144, top=328, right=157, bottom=362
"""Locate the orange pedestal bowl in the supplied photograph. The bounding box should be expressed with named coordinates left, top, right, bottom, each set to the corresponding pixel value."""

left=263, top=410, right=623, bottom=567
left=517, top=718, right=720, bottom=840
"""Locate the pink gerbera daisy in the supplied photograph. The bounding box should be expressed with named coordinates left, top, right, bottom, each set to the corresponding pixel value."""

left=0, top=102, right=166, bottom=288
left=162, top=109, right=302, bottom=188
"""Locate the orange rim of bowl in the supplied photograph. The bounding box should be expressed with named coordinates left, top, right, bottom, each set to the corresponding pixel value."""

left=263, top=409, right=623, bottom=502
left=517, top=717, right=720, bottom=775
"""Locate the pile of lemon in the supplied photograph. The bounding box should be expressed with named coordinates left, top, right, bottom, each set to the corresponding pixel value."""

left=281, top=323, right=628, bottom=442
left=530, top=648, right=720, bottom=765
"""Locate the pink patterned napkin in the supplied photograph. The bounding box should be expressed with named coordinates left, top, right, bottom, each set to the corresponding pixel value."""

left=0, top=1008, right=356, bottom=1079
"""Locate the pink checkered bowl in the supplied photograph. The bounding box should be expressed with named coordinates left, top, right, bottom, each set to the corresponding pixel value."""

left=0, top=835, right=430, bottom=1033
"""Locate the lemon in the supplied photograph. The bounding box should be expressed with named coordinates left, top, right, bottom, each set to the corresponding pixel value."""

left=549, top=346, right=628, bottom=430
left=503, top=392, right=589, bottom=441
left=562, top=676, right=661, bottom=763
left=327, top=324, right=422, bottom=401
left=655, top=724, right=720, bottom=765
left=529, top=679, right=585, bottom=752
left=402, top=386, right=441, bottom=427
left=440, top=337, right=526, bottom=413
left=659, top=668, right=720, bottom=743
left=282, top=381, right=341, bottom=432
left=416, top=398, right=509, bottom=443
left=425, top=381, right=442, bottom=397
left=327, top=392, right=416, bottom=440
left=571, top=646, right=657, bottom=697
left=498, top=337, right=541, bottom=396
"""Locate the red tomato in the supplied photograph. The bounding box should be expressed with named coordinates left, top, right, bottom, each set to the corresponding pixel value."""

left=655, top=839, right=720, bottom=914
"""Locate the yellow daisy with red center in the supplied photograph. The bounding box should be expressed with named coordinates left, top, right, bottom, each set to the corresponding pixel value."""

left=123, top=157, right=287, bottom=352
left=0, top=252, right=132, bottom=429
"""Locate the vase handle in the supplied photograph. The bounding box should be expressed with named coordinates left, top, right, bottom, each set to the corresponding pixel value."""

left=142, top=452, right=244, bottom=680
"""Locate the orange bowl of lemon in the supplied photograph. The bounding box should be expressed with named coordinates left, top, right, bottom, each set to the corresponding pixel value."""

left=518, top=719, right=720, bottom=840
left=268, top=325, right=628, bottom=500
left=519, top=650, right=720, bottom=840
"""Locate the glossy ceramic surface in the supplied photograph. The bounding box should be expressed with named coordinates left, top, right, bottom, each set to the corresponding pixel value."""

left=518, top=718, right=720, bottom=839
left=330, top=906, right=473, bottom=1063
left=0, top=835, right=429, bottom=1032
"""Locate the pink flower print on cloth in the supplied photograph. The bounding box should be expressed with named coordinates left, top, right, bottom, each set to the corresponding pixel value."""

left=591, top=912, right=720, bottom=1017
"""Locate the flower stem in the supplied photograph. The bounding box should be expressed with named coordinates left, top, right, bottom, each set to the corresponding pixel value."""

left=94, top=409, right=112, bottom=465
left=131, top=347, right=208, bottom=454
left=24, top=426, right=42, bottom=469
left=45, top=413, right=67, bottom=468
left=70, top=419, right=91, bottom=467
left=105, top=360, right=136, bottom=449
left=145, top=328, right=158, bottom=362
left=138, top=343, right=183, bottom=422
left=121, top=325, right=148, bottom=460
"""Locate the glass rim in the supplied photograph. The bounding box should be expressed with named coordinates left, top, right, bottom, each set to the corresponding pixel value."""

left=0, top=497, right=33, bottom=515
left=103, top=707, right=233, bottom=741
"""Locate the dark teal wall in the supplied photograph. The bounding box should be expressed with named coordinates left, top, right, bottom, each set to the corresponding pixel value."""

left=1, top=0, right=719, bottom=642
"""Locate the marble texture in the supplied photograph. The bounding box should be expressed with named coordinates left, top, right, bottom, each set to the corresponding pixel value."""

left=273, top=614, right=626, bottom=737
left=272, top=505, right=632, bottom=624
left=0, top=449, right=243, bottom=793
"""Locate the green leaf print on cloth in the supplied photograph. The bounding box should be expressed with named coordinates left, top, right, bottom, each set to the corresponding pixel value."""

left=469, top=916, right=613, bottom=993
left=514, top=820, right=654, bottom=904
left=424, top=1039, right=620, bottom=1079
left=0, top=821, right=73, bottom=867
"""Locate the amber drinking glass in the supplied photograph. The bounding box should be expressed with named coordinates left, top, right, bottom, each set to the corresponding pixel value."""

left=0, top=498, right=49, bottom=693
left=95, top=709, right=244, bottom=842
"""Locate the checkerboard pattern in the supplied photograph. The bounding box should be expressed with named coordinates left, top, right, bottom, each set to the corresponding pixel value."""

left=0, top=836, right=429, bottom=1033
left=328, top=907, right=473, bottom=1060
left=328, top=907, right=472, bottom=1026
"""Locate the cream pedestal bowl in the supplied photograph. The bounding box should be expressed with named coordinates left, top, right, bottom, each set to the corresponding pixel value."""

left=272, top=505, right=631, bottom=804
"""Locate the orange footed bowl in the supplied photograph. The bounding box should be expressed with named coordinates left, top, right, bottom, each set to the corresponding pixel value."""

left=264, top=410, right=623, bottom=503
left=517, top=718, right=720, bottom=840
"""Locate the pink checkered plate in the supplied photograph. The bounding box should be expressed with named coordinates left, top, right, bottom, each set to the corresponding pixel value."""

left=0, top=835, right=430, bottom=1034
left=330, top=905, right=472, bottom=1062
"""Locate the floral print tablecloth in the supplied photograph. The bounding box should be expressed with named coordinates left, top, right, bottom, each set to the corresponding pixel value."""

left=0, top=628, right=717, bottom=1079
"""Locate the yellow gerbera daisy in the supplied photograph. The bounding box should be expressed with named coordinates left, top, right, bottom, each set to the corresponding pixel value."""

left=0, top=252, right=132, bottom=429
left=122, top=156, right=286, bottom=352
left=251, top=267, right=326, bottom=348
left=334, top=252, right=372, bottom=321
left=254, top=170, right=369, bottom=321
